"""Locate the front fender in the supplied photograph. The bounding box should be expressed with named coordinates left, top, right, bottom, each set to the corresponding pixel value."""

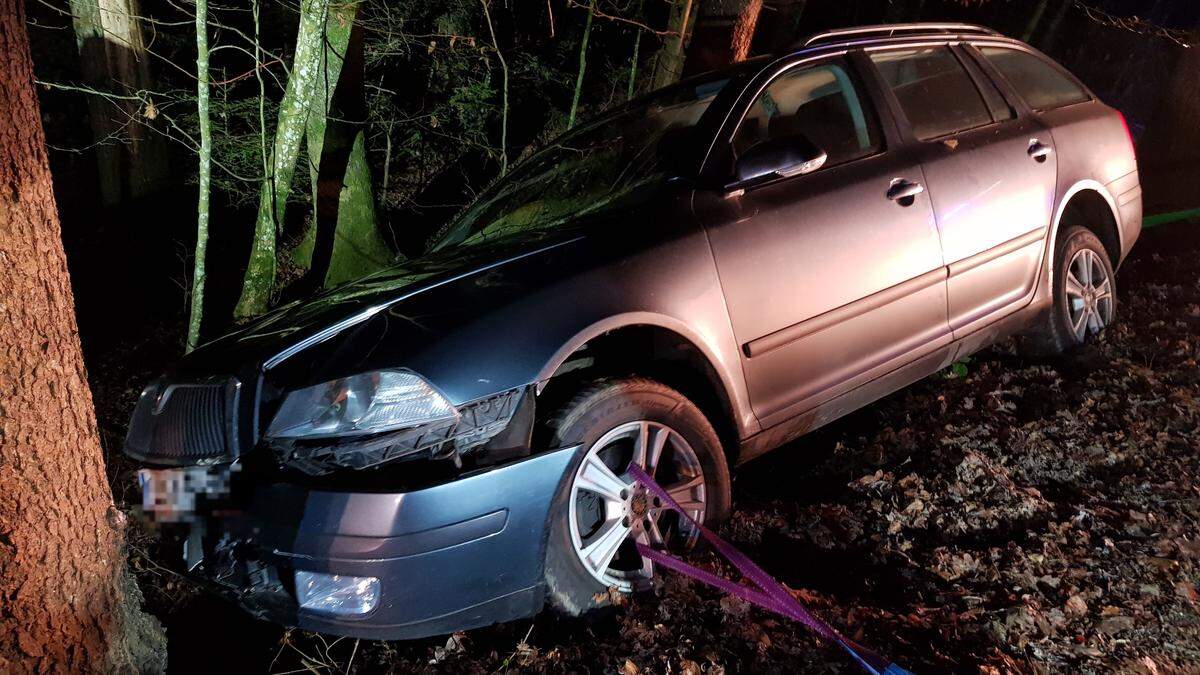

left=262, top=219, right=756, bottom=443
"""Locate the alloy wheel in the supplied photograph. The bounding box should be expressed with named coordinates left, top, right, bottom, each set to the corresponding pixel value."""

left=567, top=420, right=706, bottom=591
left=1064, top=247, right=1114, bottom=341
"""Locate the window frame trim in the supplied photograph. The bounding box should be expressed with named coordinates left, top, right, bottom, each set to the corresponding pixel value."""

left=950, top=44, right=1018, bottom=124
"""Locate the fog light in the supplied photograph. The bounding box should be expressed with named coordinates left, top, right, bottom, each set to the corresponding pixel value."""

left=294, top=571, right=380, bottom=616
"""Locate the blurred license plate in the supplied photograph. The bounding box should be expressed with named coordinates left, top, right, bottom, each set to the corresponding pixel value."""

left=138, top=465, right=235, bottom=523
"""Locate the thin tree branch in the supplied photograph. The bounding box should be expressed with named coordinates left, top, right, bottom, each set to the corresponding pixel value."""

left=479, top=0, right=509, bottom=175
left=565, top=0, right=678, bottom=36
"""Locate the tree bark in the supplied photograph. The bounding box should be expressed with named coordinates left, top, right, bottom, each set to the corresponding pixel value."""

left=567, top=0, right=597, bottom=129
left=235, top=0, right=330, bottom=319
left=0, top=1, right=166, bottom=672
left=290, top=2, right=391, bottom=289
left=319, top=130, right=390, bottom=286
left=187, top=0, right=212, bottom=352
left=480, top=0, right=509, bottom=174
left=650, top=0, right=695, bottom=89
left=627, top=9, right=643, bottom=101
left=628, top=28, right=638, bottom=99
left=729, top=0, right=762, bottom=62
left=682, top=0, right=765, bottom=77
left=292, top=0, right=356, bottom=273
left=68, top=0, right=169, bottom=205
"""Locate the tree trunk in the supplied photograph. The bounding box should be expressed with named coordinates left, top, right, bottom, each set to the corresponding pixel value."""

left=480, top=0, right=509, bottom=174
left=320, top=131, right=390, bottom=286
left=1022, top=0, right=1051, bottom=42
left=68, top=0, right=168, bottom=205
left=235, top=0, right=330, bottom=319
left=729, top=0, right=762, bottom=62
left=290, top=2, right=391, bottom=289
left=0, top=2, right=166, bottom=672
left=292, top=0, right=357, bottom=273
left=187, top=0, right=211, bottom=352
left=649, top=0, right=695, bottom=89
left=628, top=30, right=642, bottom=99
left=682, top=0, right=765, bottom=77
left=567, top=0, right=597, bottom=129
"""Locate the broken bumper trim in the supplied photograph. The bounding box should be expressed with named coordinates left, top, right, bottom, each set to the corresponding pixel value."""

left=198, top=445, right=577, bottom=640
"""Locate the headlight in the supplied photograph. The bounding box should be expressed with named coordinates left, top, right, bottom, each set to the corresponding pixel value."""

left=266, top=369, right=458, bottom=440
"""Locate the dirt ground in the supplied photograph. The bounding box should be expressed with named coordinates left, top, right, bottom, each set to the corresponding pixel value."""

left=92, top=219, right=1200, bottom=674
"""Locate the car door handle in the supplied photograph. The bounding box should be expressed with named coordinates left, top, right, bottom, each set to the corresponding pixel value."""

left=1028, top=140, right=1054, bottom=162
left=886, top=179, right=924, bottom=204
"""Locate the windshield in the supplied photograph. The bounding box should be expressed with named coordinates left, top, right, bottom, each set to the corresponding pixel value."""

left=430, top=72, right=747, bottom=251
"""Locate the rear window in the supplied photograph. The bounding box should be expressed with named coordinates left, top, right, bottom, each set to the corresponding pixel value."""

left=869, top=47, right=993, bottom=140
left=978, top=47, right=1090, bottom=111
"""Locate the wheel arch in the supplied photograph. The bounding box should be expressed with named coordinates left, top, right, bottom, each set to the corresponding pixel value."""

left=534, top=315, right=750, bottom=461
left=1048, top=181, right=1123, bottom=272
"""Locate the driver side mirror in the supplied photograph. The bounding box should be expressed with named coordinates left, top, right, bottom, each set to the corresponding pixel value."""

left=728, top=134, right=828, bottom=192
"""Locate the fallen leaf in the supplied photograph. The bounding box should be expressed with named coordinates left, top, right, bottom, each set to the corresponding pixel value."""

left=593, top=586, right=627, bottom=606
left=1097, top=615, right=1135, bottom=635
left=1176, top=581, right=1197, bottom=606
left=1064, top=594, right=1087, bottom=617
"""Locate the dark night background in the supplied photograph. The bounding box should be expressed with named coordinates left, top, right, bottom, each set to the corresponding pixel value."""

left=19, top=0, right=1200, bottom=671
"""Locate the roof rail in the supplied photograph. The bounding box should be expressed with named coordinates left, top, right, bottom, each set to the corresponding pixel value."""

left=801, top=23, right=1002, bottom=47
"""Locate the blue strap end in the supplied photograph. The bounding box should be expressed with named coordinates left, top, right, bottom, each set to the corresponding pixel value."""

left=882, top=664, right=915, bottom=675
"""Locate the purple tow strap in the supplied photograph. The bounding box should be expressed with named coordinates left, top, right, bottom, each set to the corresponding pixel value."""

left=628, top=464, right=913, bottom=675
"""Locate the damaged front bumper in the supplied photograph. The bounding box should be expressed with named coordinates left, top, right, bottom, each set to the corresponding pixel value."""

left=148, top=446, right=576, bottom=640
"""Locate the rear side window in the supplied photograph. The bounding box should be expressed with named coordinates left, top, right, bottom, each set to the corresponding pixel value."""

left=733, top=59, right=882, bottom=169
left=869, top=47, right=993, bottom=140
left=978, top=47, right=1090, bottom=111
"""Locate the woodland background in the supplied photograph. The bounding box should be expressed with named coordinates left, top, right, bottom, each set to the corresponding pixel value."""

left=8, top=0, right=1200, bottom=671
left=24, top=0, right=1200, bottom=353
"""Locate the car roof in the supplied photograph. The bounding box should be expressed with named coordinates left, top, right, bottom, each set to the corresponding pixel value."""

left=756, top=22, right=1039, bottom=69
left=795, top=22, right=1004, bottom=49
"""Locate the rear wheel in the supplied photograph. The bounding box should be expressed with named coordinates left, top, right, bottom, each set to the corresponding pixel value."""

left=541, top=378, right=731, bottom=616
left=1023, top=226, right=1117, bottom=355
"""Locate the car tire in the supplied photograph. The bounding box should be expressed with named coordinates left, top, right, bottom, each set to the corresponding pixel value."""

left=1022, top=225, right=1117, bottom=356
left=540, top=377, right=731, bottom=617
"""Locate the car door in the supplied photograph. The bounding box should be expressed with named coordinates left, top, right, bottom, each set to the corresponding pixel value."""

left=693, top=54, right=951, bottom=429
left=866, top=44, right=1058, bottom=337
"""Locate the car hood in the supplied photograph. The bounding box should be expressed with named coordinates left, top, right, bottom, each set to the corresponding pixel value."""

left=183, top=231, right=582, bottom=374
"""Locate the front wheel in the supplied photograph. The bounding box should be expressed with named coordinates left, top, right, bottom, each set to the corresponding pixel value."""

left=541, top=378, right=731, bottom=616
left=1022, top=226, right=1117, bottom=355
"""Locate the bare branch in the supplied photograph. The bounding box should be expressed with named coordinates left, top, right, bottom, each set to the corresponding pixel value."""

left=565, top=0, right=678, bottom=36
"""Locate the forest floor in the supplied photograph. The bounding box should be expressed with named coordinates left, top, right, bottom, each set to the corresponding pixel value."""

left=90, top=220, right=1200, bottom=674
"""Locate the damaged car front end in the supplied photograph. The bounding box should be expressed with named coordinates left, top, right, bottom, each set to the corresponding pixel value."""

left=127, top=241, right=594, bottom=638
left=131, top=343, right=577, bottom=637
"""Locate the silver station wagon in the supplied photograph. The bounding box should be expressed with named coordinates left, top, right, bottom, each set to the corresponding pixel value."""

left=128, top=22, right=1141, bottom=639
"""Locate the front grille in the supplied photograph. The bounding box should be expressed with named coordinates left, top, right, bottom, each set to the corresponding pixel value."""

left=126, top=379, right=239, bottom=463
